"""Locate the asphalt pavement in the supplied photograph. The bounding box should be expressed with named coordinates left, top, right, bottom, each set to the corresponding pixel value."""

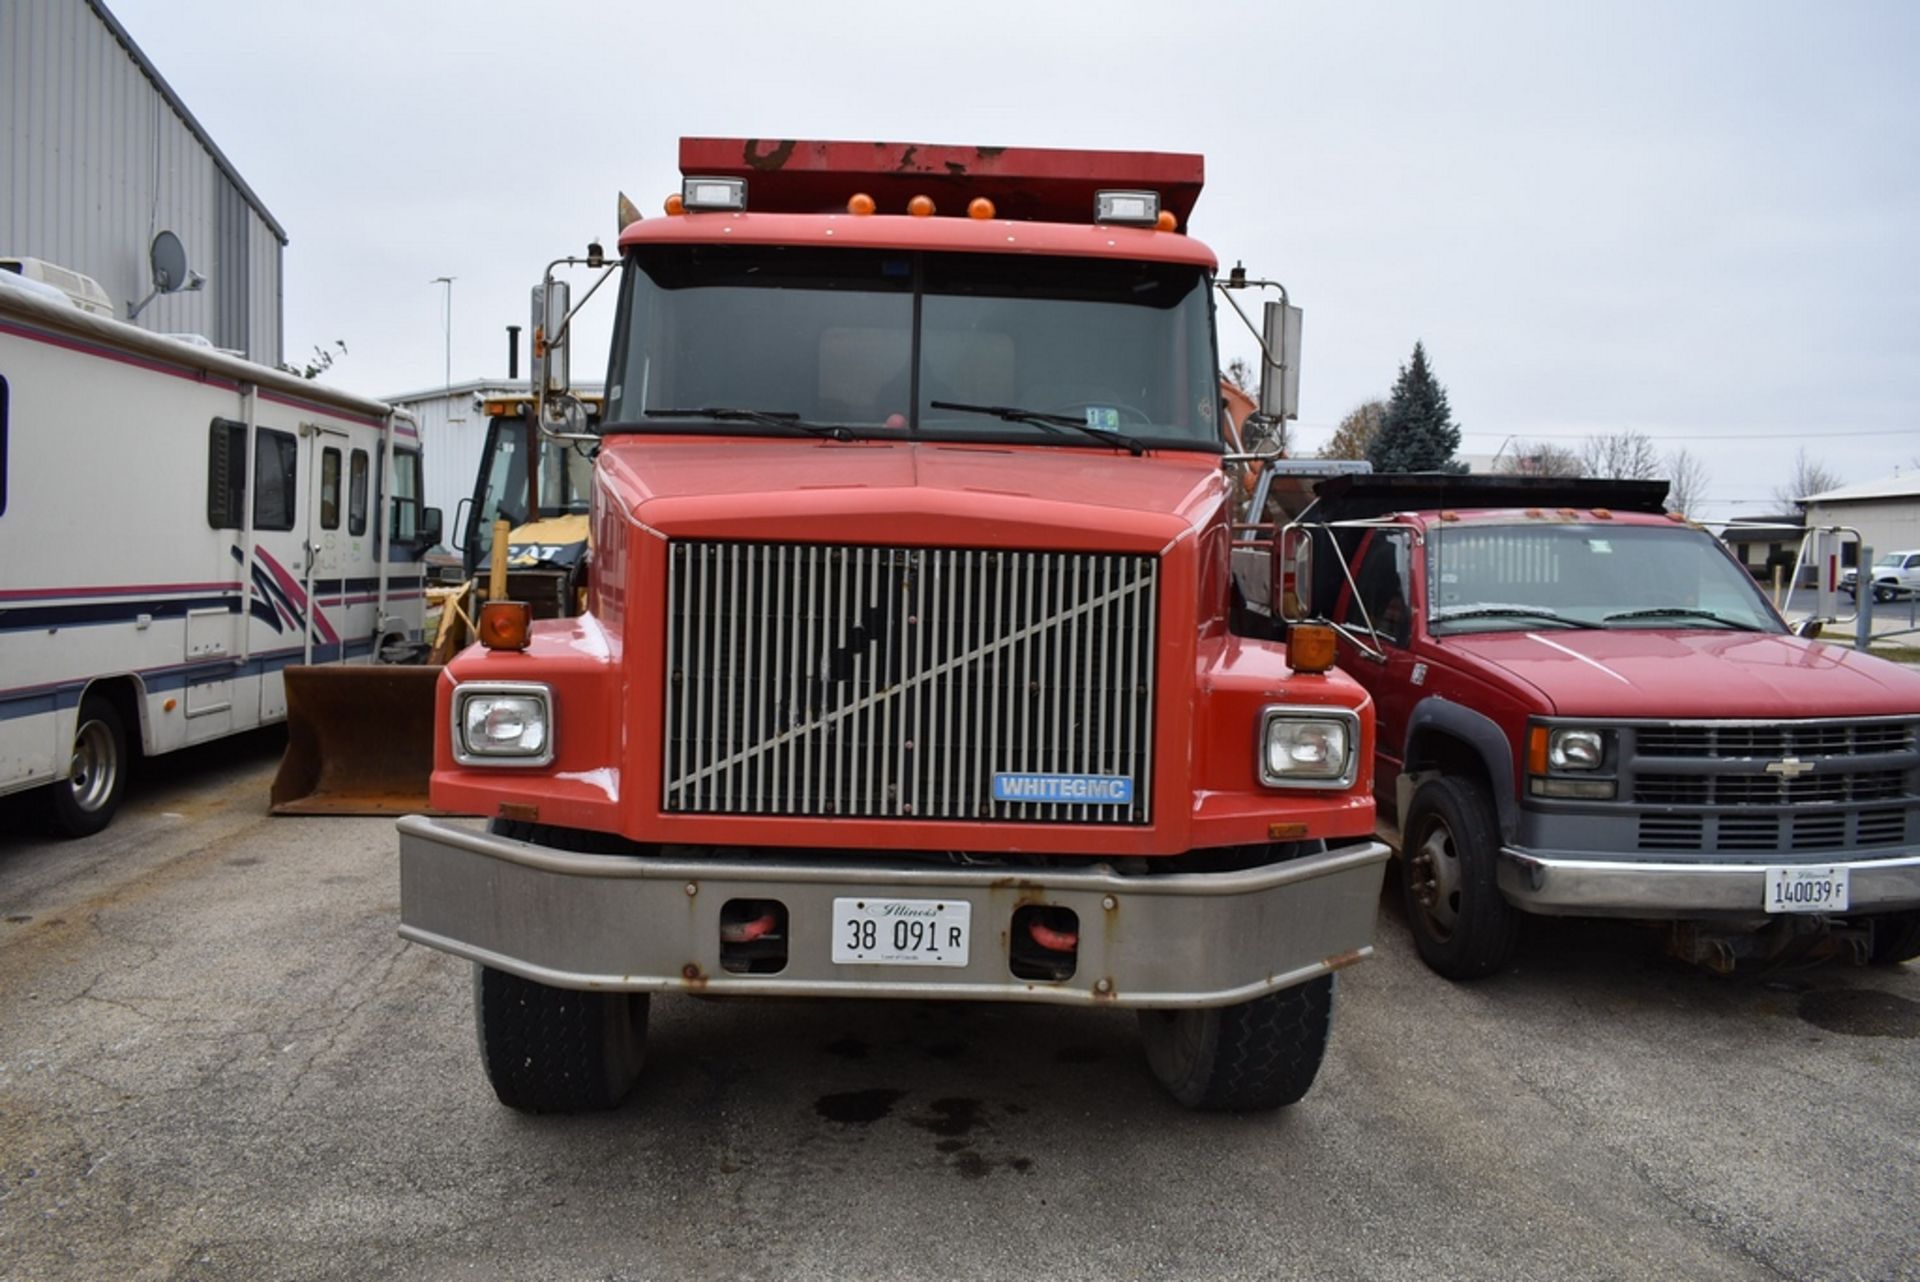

left=2, top=735, right=1916, bottom=1282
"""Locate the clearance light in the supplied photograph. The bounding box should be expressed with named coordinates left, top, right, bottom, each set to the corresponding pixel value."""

left=681, top=176, right=747, bottom=211
left=663, top=193, right=685, bottom=216
left=454, top=684, right=553, bottom=766
left=848, top=192, right=876, bottom=216
left=1094, top=190, right=1161, bottom=226
left=1155, top=210, right=1177, bottom=232
left=478, top=600, right=532, bottom=651
left=1258, top=707, right=1360, bottom=789
left=968, top=197, right=996, bottom=220
left=1287, top=622, right=1338, bottom=674
left=908, top=194, right=936, bottom=218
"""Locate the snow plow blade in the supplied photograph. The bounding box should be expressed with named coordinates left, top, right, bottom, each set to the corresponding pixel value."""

left=271, top=664, right=447, bottom=815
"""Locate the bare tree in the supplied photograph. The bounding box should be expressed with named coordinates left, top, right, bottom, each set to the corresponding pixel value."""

left=1579, top=431, right=1661, bottom=480
left=1223, top=356, right=1256, bottom=397
left=1663, top=447, right=1707, bottom=515
left=1771, top=447, right=1842, bottom=510
left=1498, top=439, right=1585, bottom=477
left=1320, top=399, right=1386, bottom=461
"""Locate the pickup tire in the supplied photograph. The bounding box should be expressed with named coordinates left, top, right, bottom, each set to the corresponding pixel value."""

left=1138, top=975, right=1333, bottom=1111
left=1867, top=911, right=1920, bottom=965
left=474, top=963, right=649, bottom=1113
left=1873, top=582, right=1896, bottom=604
left=1401, top=775, right=1521, bottom=980
left=43, top=696, right=128, bottom=839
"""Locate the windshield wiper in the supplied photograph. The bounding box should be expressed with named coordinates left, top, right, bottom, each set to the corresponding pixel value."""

left=1601, top=607, right=1765, bottom=632
left=640, top=407, right=853, bottom=441
left=930, top=400, right=1145, bottom=456
left=1431, top=605, right=1602, bottom=629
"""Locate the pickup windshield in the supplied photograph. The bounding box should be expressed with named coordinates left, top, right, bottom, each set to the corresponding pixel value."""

left=602, top=245, right=1220, bottom=451
left=1428, top=523, right=1784, bottom=634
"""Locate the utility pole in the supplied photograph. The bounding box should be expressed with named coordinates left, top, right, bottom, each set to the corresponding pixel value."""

left=431, top=276, right=455, bottom=397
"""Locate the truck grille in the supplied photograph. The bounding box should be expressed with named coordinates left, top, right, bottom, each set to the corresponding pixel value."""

left=662, top=541, right=1159, bottom=824
left=1624, top=718, right=1918, bottom=855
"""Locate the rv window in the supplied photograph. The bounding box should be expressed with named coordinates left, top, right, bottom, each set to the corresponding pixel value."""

left=348, top=450, right=369, bottom=536
left=253, top=428, right=297, bottom=531
left=0, top=374, right=8, bottom=516
left=390, top=448, right=424, bottom=542
left=207, top=418, right=248, bottom=529
left=320, top=448, right=341, bottom=530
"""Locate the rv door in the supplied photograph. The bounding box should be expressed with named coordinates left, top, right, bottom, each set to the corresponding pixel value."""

left=302, top=424, right=351, bottom=664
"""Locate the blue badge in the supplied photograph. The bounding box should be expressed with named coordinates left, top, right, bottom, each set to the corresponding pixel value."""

left=992, top=773, right=1134, bottom=804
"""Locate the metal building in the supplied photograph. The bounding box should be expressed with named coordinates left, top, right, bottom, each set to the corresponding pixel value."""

left=1, top=0, right=285, bottom=363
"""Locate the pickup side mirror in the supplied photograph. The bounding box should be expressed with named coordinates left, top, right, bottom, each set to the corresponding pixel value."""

left=1792, top=616, right=1825, bottom=640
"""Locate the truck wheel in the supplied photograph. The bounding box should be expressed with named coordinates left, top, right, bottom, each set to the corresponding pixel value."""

left=43, top=696, right=128, bottom=839
left=473, top=963, right=649, bottom=1113
left=1873, top=582, right=1896, bottom=603
left=1138, top=975, right=1334, bottom=1111
left=1401, top=775, right=1521, bottom=980
left=1867, top=912, right=1920, bottom=965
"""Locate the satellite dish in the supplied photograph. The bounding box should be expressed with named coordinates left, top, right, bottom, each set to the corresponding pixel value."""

left=150, top=230, right=188, bottom=293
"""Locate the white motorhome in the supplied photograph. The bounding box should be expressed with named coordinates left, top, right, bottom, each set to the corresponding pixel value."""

left=0, top=271, right=437, bottom=836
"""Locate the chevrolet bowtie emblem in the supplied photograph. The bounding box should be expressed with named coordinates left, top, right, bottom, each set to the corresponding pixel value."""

left=1765, top=757, right=1814, bottom=780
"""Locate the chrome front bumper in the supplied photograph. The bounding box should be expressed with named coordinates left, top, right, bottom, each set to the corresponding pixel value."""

left=397, top=816, right=1390, bottom=1008
left=1498, top=847, right=1920, bottom=918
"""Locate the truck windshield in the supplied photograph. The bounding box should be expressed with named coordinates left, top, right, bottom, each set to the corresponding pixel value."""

left=1428, top=524, right=1785, bottom=634
left=603, top=245, right=1220, bottom=451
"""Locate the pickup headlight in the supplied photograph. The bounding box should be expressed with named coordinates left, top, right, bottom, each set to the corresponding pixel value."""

left=453, top=683, right=554, bottom=766
left=1547, top=728, right=1604, bottom=770
left=1528, top=723, right=1615, bottom=799
left=1258, top=707, right=1360, bottom=789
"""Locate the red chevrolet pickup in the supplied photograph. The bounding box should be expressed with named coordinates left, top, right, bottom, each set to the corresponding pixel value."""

left=1278, top=473, right=1920, bottom=978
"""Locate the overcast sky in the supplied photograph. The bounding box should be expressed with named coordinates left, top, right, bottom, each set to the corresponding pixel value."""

left=112, top=0, right=1920, bottom=517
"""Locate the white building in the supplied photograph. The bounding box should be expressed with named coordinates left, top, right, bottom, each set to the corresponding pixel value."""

left=1802, top=471, right=1920, bottom=566
left=1, top=0, right=286, bottom=363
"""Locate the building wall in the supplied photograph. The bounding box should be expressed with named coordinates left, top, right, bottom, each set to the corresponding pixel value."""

left=1, top=0, right=284, bottom=363
left=1805, top=497, right=1920, bottom=563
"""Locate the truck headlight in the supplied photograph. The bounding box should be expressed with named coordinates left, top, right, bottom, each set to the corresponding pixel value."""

left=1547, top=728, right=1605, bottom=770
left=1258, top=707, right=1360, bottom=789
left=454, top=683, right=554, bottom=766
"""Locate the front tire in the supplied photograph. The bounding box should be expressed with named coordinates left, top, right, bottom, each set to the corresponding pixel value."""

left=474, top=964, right=649, bottom=1113
left=1867, top=911, right=1920, bottom=965
left=1139, top=975, right=1334, bottom=1111
left=1873, top=582, right=1896, bottom=603
left=1400, top=775, right=1521, bottom=980
left=43, top=696, right=128, bottom=838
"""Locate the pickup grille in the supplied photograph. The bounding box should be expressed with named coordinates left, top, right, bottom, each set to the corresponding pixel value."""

left=662, top=540, right=1159, bottom=824
left=1623, top=718, right=1919, bottom=855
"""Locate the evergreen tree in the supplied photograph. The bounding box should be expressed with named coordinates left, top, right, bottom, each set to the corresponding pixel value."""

left=1367, top=342, right=1465, bottom=473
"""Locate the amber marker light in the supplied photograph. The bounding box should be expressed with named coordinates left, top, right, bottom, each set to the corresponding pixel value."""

left=968, top=197, right=996, bottom=220
left=1155, top=210, right=1177, bottom=232
left=478, top=600, right=532, bottom=651
left=1269, top=822, right=1310, bottom=840
left=848, top=192, right=876, bottom=216
left=1592, top=507, right=1613, bottom=520
left=1527, top=726, right=1550, bottom=775
left=1288, top=622, right=1338, bottom=674
left=908, top=194, right=936, bottom=217
left=664, top=193, right=685, bottom=216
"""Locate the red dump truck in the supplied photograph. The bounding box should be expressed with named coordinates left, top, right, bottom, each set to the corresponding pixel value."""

left=396, top=139, right=1389, bottom=1112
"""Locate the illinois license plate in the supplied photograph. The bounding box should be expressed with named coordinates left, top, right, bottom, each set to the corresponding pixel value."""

left=831, top=898, right=971, bottom=967
left=1764, top=866, right=1849, bottom=914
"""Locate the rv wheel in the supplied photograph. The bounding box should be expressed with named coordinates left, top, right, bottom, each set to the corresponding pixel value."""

left=44, top=696, right=128, bottom=839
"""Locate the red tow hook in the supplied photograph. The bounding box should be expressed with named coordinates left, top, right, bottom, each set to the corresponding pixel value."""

left=720, top=911, right=780, bottom=944
left=1027, top=918, right=1079, bottom=953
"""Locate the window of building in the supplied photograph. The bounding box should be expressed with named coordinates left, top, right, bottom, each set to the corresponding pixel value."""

left=348, top=449, right=369, bottom=536
left=320, top=447, right=341, bottom=530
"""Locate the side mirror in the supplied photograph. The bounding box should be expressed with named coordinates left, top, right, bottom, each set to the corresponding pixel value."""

left=1274, top=523, right=1314, bottom=622
left=418, top=505, right=444, bottom=550
left=1259, top=300, right=1303, bottom=421
left=450, top=496, right=472, bottom=552
left=531, top=280, right=571, bottom=398
left=1792, top=616, right=1825, bottom=640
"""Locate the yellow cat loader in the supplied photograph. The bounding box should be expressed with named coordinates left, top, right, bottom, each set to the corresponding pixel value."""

left=270, top=394, right=597, bottom=813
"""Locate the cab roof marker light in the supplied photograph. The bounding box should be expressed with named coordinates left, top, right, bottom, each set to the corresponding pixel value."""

left=682, top=176, right=747, bottom=212
left=1094, top=190, right=1161, bottom=226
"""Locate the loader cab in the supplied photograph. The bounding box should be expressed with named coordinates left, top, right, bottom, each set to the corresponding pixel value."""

left=459, top=397, right=600, bottom=580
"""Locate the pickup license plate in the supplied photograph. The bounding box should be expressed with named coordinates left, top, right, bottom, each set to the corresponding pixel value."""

left=831, top=898, right=971, bottom=967
left=1764, top=866, right=1849, bottom=914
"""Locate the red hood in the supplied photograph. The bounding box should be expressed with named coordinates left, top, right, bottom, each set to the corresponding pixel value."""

left=1441, top=629, right=1920, bottom=719
left=595, top=436, right=1227, bottom=551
